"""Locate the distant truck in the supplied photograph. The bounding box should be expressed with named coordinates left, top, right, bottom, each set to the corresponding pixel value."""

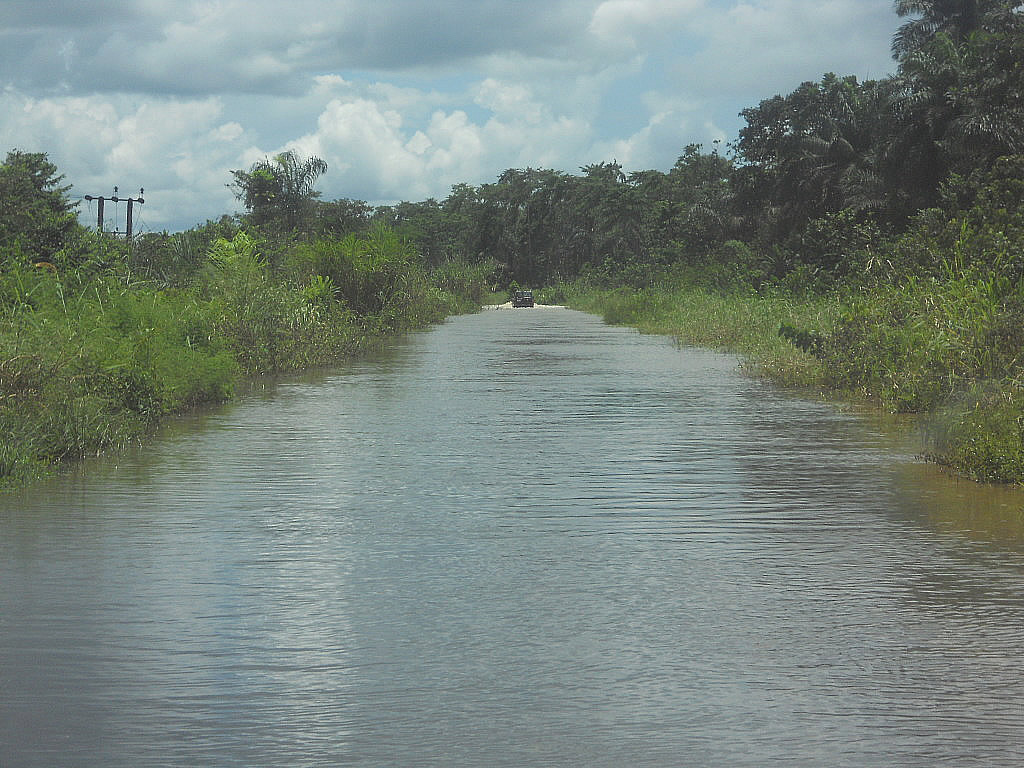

left=512, top=290, right=535, bottom=308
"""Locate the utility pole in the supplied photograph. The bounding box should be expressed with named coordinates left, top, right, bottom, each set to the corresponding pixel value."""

left=84, top=187, right=145, bottom=239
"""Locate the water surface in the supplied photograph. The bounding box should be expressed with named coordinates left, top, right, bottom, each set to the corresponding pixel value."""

left=3, top=307, right=1024, bottom=767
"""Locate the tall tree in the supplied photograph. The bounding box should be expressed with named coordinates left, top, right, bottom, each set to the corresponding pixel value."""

left=0, top=150, right=80, bottom=262
left=888, top=10, right=1024, bottom=208
left=891, top=0, right=1016, bottom=58
left=314, top=198, right=372, bottom=239
left=663, top=145, right=734, bottom=258
left=733, top=75, right=891, bottom=243
left=230, top=150, right=327, bottom=234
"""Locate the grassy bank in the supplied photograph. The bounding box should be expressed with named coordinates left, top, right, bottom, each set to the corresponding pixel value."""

left=553, top=270, right=1024, bottom=485
left=0, top=226, right=491, bottom=489
left=556, top=283, right=839, bottom=388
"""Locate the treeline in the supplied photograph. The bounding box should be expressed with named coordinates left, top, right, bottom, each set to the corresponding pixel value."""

left=355, top=2, right=1024, bottom=292
left=115, top=1, right=1022, bottom=302
left=0, top=151, right=491, bottom=487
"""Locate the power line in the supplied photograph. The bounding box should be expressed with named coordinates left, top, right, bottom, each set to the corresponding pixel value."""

left=83, top=186, right=145, bottom=239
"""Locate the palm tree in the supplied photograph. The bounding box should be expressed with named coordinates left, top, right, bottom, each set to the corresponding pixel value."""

left=735, top=75, right=893, bottom=240
left=230, top=150, right=327, bottom=234
left=271, top=151, right=328, bottom=232
left=887, top=14, right=1024, bottom=206
left=891, top=0, right=1016, bottom=59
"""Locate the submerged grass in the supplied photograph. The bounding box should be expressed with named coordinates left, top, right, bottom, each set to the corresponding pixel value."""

left=558, top=271, right=1024, bottom=485
left=561, top=283, right=838, bottom=389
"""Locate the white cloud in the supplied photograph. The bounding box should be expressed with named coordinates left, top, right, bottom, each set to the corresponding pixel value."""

left=405, top=130, right=433, bottom=157
left=590, top=0, right=705, bottom=44
left=296, top=98, right=429, bottom=199
left=212, top=122, right=245, bottom=143
left=0, top=1, right=901, bottom=230
left=0, top=89, right=249, bottom=229
left=474, top=79, right=545, bottom=124
left=687, top=0, right=898, bottom=96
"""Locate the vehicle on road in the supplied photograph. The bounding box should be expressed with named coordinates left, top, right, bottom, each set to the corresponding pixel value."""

left=512, top=290, right=535, bottom=308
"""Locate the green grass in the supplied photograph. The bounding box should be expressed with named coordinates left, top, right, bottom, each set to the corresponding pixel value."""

left=1, top=230, right=493, bottom=491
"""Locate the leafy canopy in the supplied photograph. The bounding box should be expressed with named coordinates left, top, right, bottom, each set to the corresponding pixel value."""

left=0, top=150, right=80, bottom=262
left=230, top=150, right=328, bottom=235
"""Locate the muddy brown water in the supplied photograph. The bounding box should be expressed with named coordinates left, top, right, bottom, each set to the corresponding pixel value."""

left=3, top=307, right=1024, bottom=766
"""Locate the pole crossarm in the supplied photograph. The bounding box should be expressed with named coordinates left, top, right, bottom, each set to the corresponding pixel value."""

left=84, top=187, right=144, bottom=237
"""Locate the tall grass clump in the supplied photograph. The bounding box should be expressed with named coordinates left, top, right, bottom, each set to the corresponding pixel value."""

left=198, top=230, right=356, bottom=373
left=767, top=182, right=1024, bottom=481
left=1, top=251, right=237, bottom=483
left=2, top=223, right=491, bottom=489
left=924, top=383, right=1024, bottom=483
left=286, top=225, right=493, bottom=337
left=817, top=268, right=1023, bottom=412
left=809, top=260, right=1024, bottom=481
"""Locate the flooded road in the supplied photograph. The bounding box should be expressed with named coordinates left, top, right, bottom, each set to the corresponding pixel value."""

left=3, top=307, right=1024, bottom=766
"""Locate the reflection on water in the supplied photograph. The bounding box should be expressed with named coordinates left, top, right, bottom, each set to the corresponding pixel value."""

left=3, top=307, right=1024, bottom=767
left=893, top=461, right=1024, bottom=548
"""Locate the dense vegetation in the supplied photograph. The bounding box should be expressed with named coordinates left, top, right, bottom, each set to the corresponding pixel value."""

left=4, top=1, right=1024, bottom=484
left=0, top=150, right=491, bottom=487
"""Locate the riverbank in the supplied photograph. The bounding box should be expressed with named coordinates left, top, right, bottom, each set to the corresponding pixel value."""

left=555, top=284, right=834, bottom=388
left=553, top=280, right=1024, bottom=485
left=0, top=228, right=491, bottom=491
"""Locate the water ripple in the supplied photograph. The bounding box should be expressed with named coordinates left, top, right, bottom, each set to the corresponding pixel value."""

left=4, top=308, right=1024, bottom=767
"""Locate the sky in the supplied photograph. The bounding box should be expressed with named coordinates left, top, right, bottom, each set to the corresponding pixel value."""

left=1, top=0, right=903, bottom=233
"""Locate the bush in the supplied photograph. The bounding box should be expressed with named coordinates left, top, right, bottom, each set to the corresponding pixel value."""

left=927, top=384, right=1024, bottom=484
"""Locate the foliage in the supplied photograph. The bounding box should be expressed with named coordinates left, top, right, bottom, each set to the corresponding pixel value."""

left=315, top=198, right=372, bottom=239
left=130, top=215, right=241, bottom=288
left=888, top=25, right=1024, bottom=212
left=1, top=207, right=488, bottom=488
left=430, top=258, right=497, bottom=313
left=925, top=383, right=1024, bottom=483
left=733, top=74, right=896, bottom=244
left=0, top=150, right=82, bottom=264
left=230, top=150, right=328, bottom=235
left=783, top=209, right=888, bottom=285
left=891, top=0, right=1013, bottom=59
left=0, top=253, right=237, bottom=481
left=289, top=225, right=413, bottom=316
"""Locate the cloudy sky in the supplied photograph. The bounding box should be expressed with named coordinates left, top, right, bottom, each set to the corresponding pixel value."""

left=1, top=0, right=902, bottom=232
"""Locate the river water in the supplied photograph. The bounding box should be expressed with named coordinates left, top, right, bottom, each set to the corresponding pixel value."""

left=3, top=306, right=1024, bottom=767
